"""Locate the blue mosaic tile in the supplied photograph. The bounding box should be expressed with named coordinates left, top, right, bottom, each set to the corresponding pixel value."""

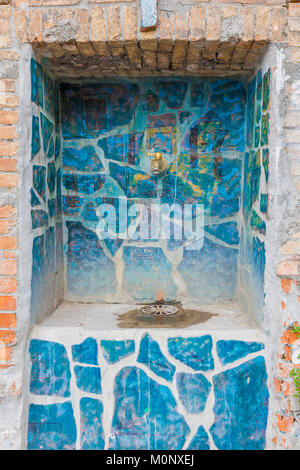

left=260, top=194, right=268, bottom=214
left=63, top=173, right=106, bottom=194
left=190, top=83, right=206, bottom=112
left=44, top=72, right=56, bottom=119
left=63, top=195, right=83, bottom=217
left=262, top=69, right=270, bottom=112
left=187, top=426, right=210, bottom=450
left=143, top=90, right=159, bottom=112
left=251, top=237, right=266, bottom=322
left=209, top=80, right=246, bottom=153
left=109, top=367, right=189, bottom=450
left=72, top=337, right=98, bottom=365
left=61, top=83, right=139, bottom=139
left=31, top=235, right=45, bottom=322
left=261, top=113, right=269, bottom=146
left=45, top=226, right=55, bottom=275
left=168, top=336, right=214, bottom=371
left=210, top=356, right=269, bottom=450
left=147, top=112, right=176, bottom=128
left=243, top=150, right=261, bottom=218
left=57, top=77, right=251, bottom=305
left=179, top=110, right=192, bottom=124
left=98, top=132, right=143, bottom=166
left=33, top=165, right=46, bottom=202
left=80, top=397, right=104, bottom=450
left=109, top=162, right=157, bottom=198
left=123, top=246, right=177, bottom=301
left=47, top=136, right=54, bottom=159
left=216, top=340, right=265, bottom=366
left=40, top=112, right=54, bottom=154
left=31, top=115, right=40, bottom=159
left=55, top=221, right=64, bottom=270
left=63, top=145, right=104, bottom=172
left=178, top=239, right=238, bottom=303
left=48, top=198, right=56, bottom=218
left=29, top=339, right=71, bottom=397
left=31, top=58, right=43, bottom=107
left=82, top=201, right=97, bottom=222
left=28, top=402, right=76, bottom=450
left=30, top=189, right=40, bottom=207
left=206, top=222, right=239, bottom=245
left=55, top=135, right=61, bottom=161
left=250, top=210, right=266, bottom=235
left=31, top=209, right=48, bottom=229
left=176, top=372, right=211, bottom=413
left=56, top=168, right=62, bottom=216
left=66, top=222, right=116, bottom=299
left=47, top=162, right=56, bottom=194
left=156, top=80, right=187, bottom=108
left=137, top=334, right=175, bottom=382
left=74, top=366, right=102, bottom=394
left=100, top=340, right=135, bottom=364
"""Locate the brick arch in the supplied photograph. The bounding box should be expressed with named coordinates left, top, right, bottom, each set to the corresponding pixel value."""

left=12, top=2, right=287, bottom=78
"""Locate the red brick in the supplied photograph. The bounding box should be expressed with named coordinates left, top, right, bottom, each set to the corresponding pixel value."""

left=272, top=6, right=287, bottom=42
left=241, top=6, right=254, bottom=41
left=206, top=6, right=221, bottom=41
left=123, top=5, right=137, bottom=42
left=281, top=326, right=300, bottom=345
left=0, top=80, right=16, bottom=93
left=283, top=345, right=292, bottom=361
left=255, top=7, right=271, bottom=41
left=0, top=111, right=18, bottom=125
left=0, top=363, right=13, bottom=369
left=278, top=259, right=299, bottom=276
left=0, top=174, right=17, bottom=188
left=0, top=296, right=16, bottom=311
left=0, top=219, right=15, bottom=234
left=158, top=10, right=174, bottom=52
left=0, top=127, right=17, bottom=141
left=0, top=142, right=17, bottom=156
left=0, top=158, right=18, bottom=173
left=0, top=345, right=12, bottom=362
left=0, top=259, right=17, bottom=276
left=106, top=6, right=121, bottom=43
left=281, top=278, right=294, bottom=294
left=28, top=10, right=42, bottom=43
left=91, top=6, right=105, bottom=43
left=0, top=330, right=15, bottom=345
left=13, top=9, right=27, bottom=43
left=0, top=278, right=16, bottom=294
left=0, top=313, right=16, bottom=329
left=289, top=4, right=300, bottom=17
left=0, top=205, right=16, bottom=218
left=276, top=414, right=294, bottom=432
left=274, top=377, right=282, bottom=393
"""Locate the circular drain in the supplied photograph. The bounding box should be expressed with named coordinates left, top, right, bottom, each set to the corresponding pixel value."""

left=140, top=304, right=179, bottom=316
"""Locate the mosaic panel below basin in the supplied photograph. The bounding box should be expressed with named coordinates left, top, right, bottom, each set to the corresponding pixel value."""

left=27, top=333, right=268, bottom=450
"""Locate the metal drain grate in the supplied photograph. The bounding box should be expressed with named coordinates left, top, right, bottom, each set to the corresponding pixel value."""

left=140, top=304, right=179, bottom=316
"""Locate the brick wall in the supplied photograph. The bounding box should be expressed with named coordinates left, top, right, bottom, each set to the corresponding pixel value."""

left=0, top=0, right=299, bottom=449
left=0, top=6, right=18, bottom=373
left=273, top=1, right=300, bottom=450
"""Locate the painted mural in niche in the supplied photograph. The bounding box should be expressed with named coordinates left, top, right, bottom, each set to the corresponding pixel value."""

left=240, top=68, right=270, bottom=323
left=61, top=78, right=246, bottom=303
left=30, top=58, right=63, bottom=322
left=27, top=334, right=268, bottom=450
